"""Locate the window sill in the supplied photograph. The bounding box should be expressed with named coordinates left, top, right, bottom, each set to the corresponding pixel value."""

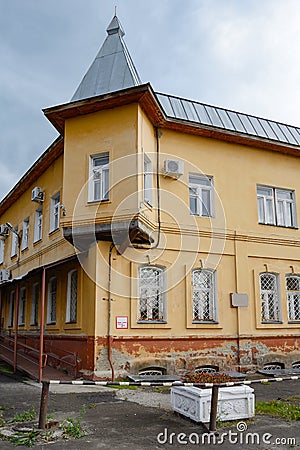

left=288, top=321, right=300, bottom=324
left=258, top=222, right=298, bottom=230
left=137, top=320, right=167, bottom=324
left=192, top=320, right=219, bottom=324
left=87, top=199, right=110, bottom=205
left=143, top=200, right=153, bottom=210
left=33, top=239, right=42, bottom=245
left=21, top=247, right=28, bottom=252
left=261, top=321, right=283, bottom=324
left=190, top=213, right=213, bottom=219
left=49, top=228, right=60, bottom=236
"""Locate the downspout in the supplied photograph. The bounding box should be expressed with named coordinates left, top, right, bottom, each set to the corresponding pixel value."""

left=39, top=267, right=46, bottom=382
left=13, top=284, right=19, bottom=373
left=234, top=231, right=241, bottom=370
left=107, top=243, right=115, bottom=381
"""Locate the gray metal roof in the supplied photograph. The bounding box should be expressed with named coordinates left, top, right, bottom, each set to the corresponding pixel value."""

left=71, top=15, right=142, bottom=101
left=156, top=92, right=300, bottom=147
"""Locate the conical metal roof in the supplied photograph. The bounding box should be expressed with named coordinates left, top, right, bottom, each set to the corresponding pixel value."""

left=71, top=15, right=142, bottom=102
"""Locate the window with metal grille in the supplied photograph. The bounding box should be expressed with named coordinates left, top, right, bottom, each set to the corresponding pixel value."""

left=8, top=290, right=15, bottom=327
left=260, top=273, right=281, bottom=322
left=192, top=269, right=217, bottom=322
left=47, top=277, right=57, bottom=324
left=194, top=366, right=219, bottom=374
left=31, top=282, right=39, bottom=326
left=89, top=153, right=109, bottom=202
left=66, top=270, right=78, bottom=323
left=286, top=275, right=300, bottom=321
left=189, top=174, right=213, bottom=217
left=257, top=185, right=296, bottom=228
left=138, top=266, right=166, bottom=322
left=292, top=361, right=300, bottom=369
left=139, top=367, right=165, bottom=376
left=263, top=362, right=284, bottom=371
left=19, top=287, right=26, bottom=326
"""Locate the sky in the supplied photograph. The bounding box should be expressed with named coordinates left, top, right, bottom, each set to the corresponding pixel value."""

left=0, top=0, right=300, bottom=200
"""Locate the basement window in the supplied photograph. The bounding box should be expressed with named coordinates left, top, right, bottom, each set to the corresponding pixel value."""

left=194, top=365, right=219, bottom=374
left=139, top=367, right=166, bottom=376
left=263, top=362, right=285, bottom=371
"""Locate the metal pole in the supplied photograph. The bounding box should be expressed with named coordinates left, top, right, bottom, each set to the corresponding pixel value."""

left=209, top=385, right=219, bottom=432
left=39, top=268, right=46, bottom=382
left=38, top=381, right=50, bottom=429
left=13, top=285, right=19, bottom=373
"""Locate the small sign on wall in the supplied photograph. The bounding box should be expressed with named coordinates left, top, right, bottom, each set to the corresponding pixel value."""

left=231, top=293, right=249, bottom=307
left=116, top=316, right=128, bottom=329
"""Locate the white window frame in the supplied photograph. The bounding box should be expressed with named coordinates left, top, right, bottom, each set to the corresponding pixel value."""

left=50, top=192, right=60, bottom=232
left=192, top=269, right=217, bottom=322
left=66, top=269, right=78, bottom=323
left=259, top=272, right=281, bottom=322
left=0, top=239, right=5, bottom=264
left=88, top=153, right=109, bottom=202
left=257, top=185, right=297, bottom=228
left=11, top=226, right=18, bottom=258
left=286, top=274, right=300, bottom=321
left=19, top=287, right=26, bottom=326
left=8, top=290, right=15, bottom=327
left=31, top=282, right=39, bottom=326
left=189, top=174, right=214, bottom=217
left=47, top=277, right=57, bottom=325
left=34, top=207, right=43, bottom=242
left=21, top=218, right=29, bottom=250
left=138, top=265, right=166, bottom=322
left=144, top=154, right=153, bottom=206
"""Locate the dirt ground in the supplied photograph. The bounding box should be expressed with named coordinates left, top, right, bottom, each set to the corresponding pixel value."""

left=0, top=368, right=299, bottom=449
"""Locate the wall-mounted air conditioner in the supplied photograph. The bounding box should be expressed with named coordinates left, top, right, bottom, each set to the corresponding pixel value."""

left=0, top=224, right=9, bottom=237
left=0, top=269, right=10, bottom=283
left=31, top=187, right=44, bottom=203
left=163, top=160, right=184, bottom=179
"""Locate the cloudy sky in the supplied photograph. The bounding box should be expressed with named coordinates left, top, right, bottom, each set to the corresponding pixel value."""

left=0, top=0, right=299, bottom=200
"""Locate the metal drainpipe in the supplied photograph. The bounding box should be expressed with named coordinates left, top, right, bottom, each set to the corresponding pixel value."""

left=39, top=267, right=46, bottom=382
left=107, top=243, right=115, bottom=381
left=13, top=284, right=19, bottom=373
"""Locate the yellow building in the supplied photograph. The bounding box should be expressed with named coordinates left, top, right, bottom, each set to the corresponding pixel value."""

left=0, top=15, right=300, bottom=380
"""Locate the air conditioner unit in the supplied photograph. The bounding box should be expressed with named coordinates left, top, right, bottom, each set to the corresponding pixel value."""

left=163, top=160, right=184, bottom=179
left=0, top=269, right=10, bottom=283
left=31, top=187, right=44, bottom=203
left=0, top=224, right=9, bottom=237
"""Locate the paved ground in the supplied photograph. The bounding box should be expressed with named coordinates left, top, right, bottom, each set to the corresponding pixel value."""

left=0, top=369, right=300, bottom=449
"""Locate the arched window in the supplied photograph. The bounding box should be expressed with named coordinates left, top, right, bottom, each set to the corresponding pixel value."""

left=66, top=270, right=78, bottom=323
left=138, top=266, right=166, bottom=322
left=259, top=273, right=280, bottom=322
left=192, top=269, right=217, bottom=322
left=286, top=275, right=300, bottom=321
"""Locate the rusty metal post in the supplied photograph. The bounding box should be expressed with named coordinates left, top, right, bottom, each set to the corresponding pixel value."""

left=39, top=267, right=46, bottom=382
left=38, top=381, right=50, bottom=430
left=209, top=385, right=219, bottom=432
left=13, top=285, right=19, bottom=373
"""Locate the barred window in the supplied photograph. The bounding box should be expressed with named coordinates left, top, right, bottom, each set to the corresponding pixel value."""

left=286, top=275, right=300, bottom=321
left=19, top=287, right=26, bottom=326
left=66, top=270, right=78, bottom=323
left=138, top=266, right=166, bottom=322
left=260, top=273, right=281, bottom=322
left=47, top=277, right=57, bottom=325
left=8, top=290, right=15, bottom=327
left=192, top=269, right=217, bottom=322
left=31, top=282, right=39, bottom=326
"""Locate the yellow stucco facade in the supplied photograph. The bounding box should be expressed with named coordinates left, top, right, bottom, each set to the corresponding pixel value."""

left=1, top=83, right=299, bottom=380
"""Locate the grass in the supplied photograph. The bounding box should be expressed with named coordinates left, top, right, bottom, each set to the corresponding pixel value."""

left=256, top=400, right=300, bottom=421
left=109, top=385, right=138, bottom=390
left=12, top=406, right=36, bottom=423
